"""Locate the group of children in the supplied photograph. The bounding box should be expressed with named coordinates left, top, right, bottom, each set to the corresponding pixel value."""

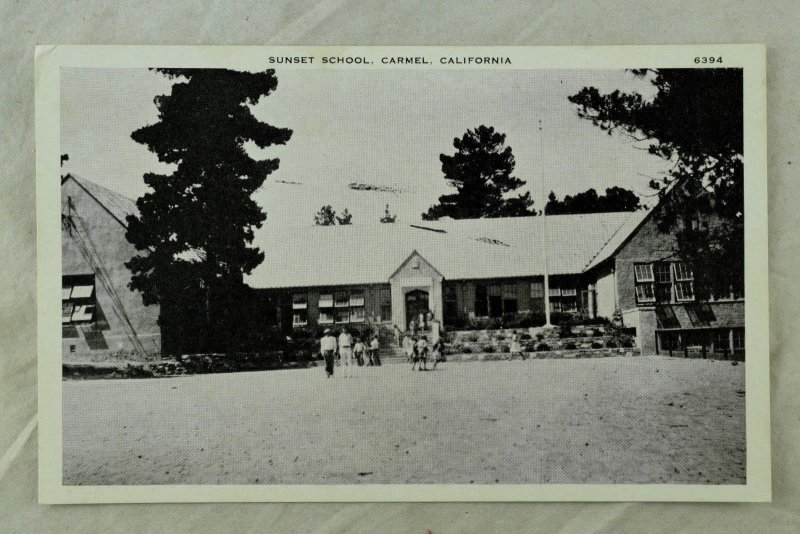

left=402, top=333, right=444, bottom=371
left=320, top=328, right=380, bottom=378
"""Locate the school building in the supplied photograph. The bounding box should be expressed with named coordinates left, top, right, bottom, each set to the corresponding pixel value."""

left=247, top=203, right=745, bottom=358
left=61, top=174, right=745, bottom=359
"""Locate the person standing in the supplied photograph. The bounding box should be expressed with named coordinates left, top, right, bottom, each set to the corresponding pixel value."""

left=369, top=335, right=381, bottom=366
left=320, top=329, right=337, bottom=378
left=430, top=337, right=444, bottom=370
left=353, top=337, right=366, bottom=366
left=409, top=318, right=417, bottom=337
left=339, top=328, right=354, bottom=378
left=415, top=335, right=428, bottom=371
left=402, top=333, right=414, bottom=363
left=418, top=311, right=426, bottom=331
left=393, top=324, right=402, bottom=347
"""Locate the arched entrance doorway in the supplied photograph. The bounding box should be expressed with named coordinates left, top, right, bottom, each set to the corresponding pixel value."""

left=405, top=289, right=429, bottom=329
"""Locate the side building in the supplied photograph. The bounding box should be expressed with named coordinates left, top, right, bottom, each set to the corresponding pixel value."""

left=61, top=174, right=161, bottom=358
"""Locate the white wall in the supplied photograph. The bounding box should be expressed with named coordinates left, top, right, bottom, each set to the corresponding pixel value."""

left=595, top=266, right=617, bottom=319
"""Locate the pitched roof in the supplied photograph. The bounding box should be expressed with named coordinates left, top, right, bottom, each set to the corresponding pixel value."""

left=583, top=208, right=653, bottom=271
left=655, top=301, right=744, bottom=330
left=247, top=211, right=646, bottom=289
left=62, top=173, right=138, bottom=228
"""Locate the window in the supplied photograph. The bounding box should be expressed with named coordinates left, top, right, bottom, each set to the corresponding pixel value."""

left=561, top=288, right=577, bottom=297
left=319, top=293, right=334, bottom=308
left=675, top=281, right=695, bottom=301
left=62, top=275, right=96, bottom=325
left=634, top=263, right=655, bottom=304
left=318, top=309, right=334, bottom=324
left=444, top=284, right=458, bottom=322
left=714, top=330, right=731, bottom=352
left=550, top=299, right=562, bottom=312
left=71, top=304, right=95, bottom=323
left=635, top=282, right=656, bottom=303
left=634, top=263, right=654, bottom=282
left=474, top=284, right=488, bottom=317
left=349, top=290, right=365, bottom=307
left=733, top=328, right=745, bottom=350
left=349, top=306, right=365, bottom=323
left=62, top=302, right=74, bottom=324
left=292, top=293, right=308, bottom=309
left=673, top=262, right=693, bottom=281
left=379, top=287, right=392, bottom=322
left=530, top=282, right=544, bottom=298
left=654, top=263, right=672, bottom=284
left=292, top=310, right=308, bottom=326
left=335, top=308, right=350, bottom=323
left=334, top=291, right=349, bottom=307
left=548, top=287, right=562, bottom=297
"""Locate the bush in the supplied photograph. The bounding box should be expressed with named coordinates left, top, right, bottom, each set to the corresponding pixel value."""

left=620, top=337, right=635, bottom=348
left=520, top=333, right=532, bottom=341
left=605, top=339, right=619, bottom=348
left=591, top=341, right=603, bottom=349
left=535, top=342, right=551, bottom=352
left=462, top=347, right=473, bottom=354
left=564, top=342, right=577, bottom=350
left=498, top=344, right=510, bottom=353
left=559, top=326, right=573, bottom=339
left=482, top=345, right=496, bottom=353
left=463, top=333, right=479, bottom=343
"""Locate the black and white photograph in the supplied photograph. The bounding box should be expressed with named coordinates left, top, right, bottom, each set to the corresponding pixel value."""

left=38, top=46, right=767, bottom=501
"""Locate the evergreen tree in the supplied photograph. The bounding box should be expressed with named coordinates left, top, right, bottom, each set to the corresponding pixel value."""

left=336, top=208, right=353, bottom=225
left=125, top=68, right=292, bottom=353
left=422, top=125, right=534, bottom=220
left=314, top=205, right=337, bottom=226
left=568, top=69, right=743, bottom=294
left=545, top=186, right=642, bottom=215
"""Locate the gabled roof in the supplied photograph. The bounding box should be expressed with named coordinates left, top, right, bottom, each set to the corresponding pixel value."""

left=247, top=211, right=647, bottom=289
left=62, top=173, right=138, bottom=228
left=583, top=208, right=653, bottom=271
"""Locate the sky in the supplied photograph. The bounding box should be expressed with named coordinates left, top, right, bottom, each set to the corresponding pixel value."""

left=61, top=67, right=668, bottom=228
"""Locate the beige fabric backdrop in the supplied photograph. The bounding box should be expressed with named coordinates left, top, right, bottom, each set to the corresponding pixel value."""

left=1, top=1, right=798, bottom=531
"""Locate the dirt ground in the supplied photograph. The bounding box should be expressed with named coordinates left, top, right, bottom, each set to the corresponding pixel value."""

left=62, top=356, right=746, bottom=485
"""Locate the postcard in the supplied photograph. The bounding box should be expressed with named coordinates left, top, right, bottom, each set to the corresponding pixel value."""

left=36, top=44, right=769, bottom=503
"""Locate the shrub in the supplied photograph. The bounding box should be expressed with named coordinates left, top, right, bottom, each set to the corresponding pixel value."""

left=536, top=333, right=544, bottom=341
left=591, top=341, right=603, bottom=349
left=462, top=347, right=473, bottom=354
left=498, top=344, right=510, bottom=353
left=559, top=326, right=573, bottom=339
left=564, top=342, right=577, bottom=350
left=520, top=333, right=532, bottom=341
left=605, top=339, right=619, bottom=348
left=482, top=345, right=496, bottom=353
left=524, top=342, right=538, bottom=352
left=535, top=342, right=551, bottom=352
left=463, top=333, right=479, bottom=343
left=620, top=338, right=635, bottom=348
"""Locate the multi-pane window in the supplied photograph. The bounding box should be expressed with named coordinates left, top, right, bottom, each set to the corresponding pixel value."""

left=318, top=293, right=334, bottom=324
left=320, top=289, right=365, bottom=325
left=714, top=329, right=731, bottom=352
left=673, top=262, right=695, bottom=301
left=634, top=261, right=695, bottom=304
left=62, top=275, right=96, bottom=324
left=474, top=284, right=488, bottom=317
left=530, top=281, right=545, bottom=314
left=733, top=328, right=745, bottom=350
left=292, top=293, right=308, bottom=326
left=634, top=263, right=656, bottom=303
left=443, top=284, right=458, bottom=322
left=560, top=287, right=577, bottom=312
left=379, top=287, right=392, bottom=322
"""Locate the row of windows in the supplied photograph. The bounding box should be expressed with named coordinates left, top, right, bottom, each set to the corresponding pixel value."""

left=471, top=281, right=584, bottom=317
left=659, top=328, right=744, bottom=351
left=62, top=276, right=96, bottom=325
left=634, top=262, right=695, bottom=304
left=292, top=288, right=391, bottom=326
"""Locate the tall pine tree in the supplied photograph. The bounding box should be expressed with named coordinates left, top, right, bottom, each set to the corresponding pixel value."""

left=125, top=68, right=292, bottom=353
left=422, top=125, right=534, bottom=220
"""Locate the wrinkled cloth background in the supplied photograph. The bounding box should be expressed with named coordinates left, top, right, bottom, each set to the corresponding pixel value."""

left=1, top=1, right=798, bottom=532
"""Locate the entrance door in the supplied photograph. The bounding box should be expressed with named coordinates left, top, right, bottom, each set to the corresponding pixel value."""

left=405, top=289, right=429, bottom=328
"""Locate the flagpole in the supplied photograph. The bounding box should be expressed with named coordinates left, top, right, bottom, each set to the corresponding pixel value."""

left=538, top=119, right=553, bottom=328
